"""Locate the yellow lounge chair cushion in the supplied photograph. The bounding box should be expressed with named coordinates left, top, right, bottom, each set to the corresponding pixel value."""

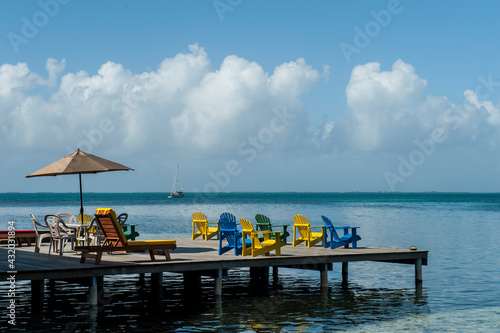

left=96, top=208, right=176, bottom=246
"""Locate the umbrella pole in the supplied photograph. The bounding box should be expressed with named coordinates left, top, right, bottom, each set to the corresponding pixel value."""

left=79, top=173, right=84, bottom=216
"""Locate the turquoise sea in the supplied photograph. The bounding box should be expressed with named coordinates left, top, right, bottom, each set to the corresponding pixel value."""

left=1, top=192, right=500, bottom=332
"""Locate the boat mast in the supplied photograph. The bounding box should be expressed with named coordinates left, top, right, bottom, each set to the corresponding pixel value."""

left=171, top=164, right=179, bottom=193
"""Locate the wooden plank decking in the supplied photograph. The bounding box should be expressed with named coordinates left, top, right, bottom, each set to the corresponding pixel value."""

left=0, top=239, right=427, bottom=281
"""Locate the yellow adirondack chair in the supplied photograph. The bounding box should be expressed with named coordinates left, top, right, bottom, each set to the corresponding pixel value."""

left=292, top=214, right=324, bottom=247
left=240, top=218, right=283, bottom=257
left=192, top=212, right=219, bottom=240
left=77, top=213, right=94, bottom=246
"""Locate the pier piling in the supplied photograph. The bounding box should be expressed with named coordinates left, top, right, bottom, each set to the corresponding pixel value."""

left=320, top=263, right=328, bottom=288
left=30, top=279, right=44, bottom=311
left=415, top=258, right=423, bottom=285
left=342, top=262, right=349, bottom=286
left=215, top=269, right=223, bottom=296
left=89, top=277, right=98, bottom=307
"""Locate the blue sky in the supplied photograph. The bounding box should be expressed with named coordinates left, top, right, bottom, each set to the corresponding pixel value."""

left=2, top=0, right=500, bottom=193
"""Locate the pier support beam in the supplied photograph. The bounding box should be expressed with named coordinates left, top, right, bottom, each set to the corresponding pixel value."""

left=151, top=272, right=163, bottom=289
left=272, top=266, right=279, bottom=286
left=415, top=258, right=423, bottom=285
left=320, top=264, right=328, bottom=288
left=342, top=262, right=349, bottom=286
left=214, top=269, right=223, bottom=296
left=31, top=279, right=44, bottom=311
left=150, top=273, right=163, bottom=300
left=250, top=266, right=269, bottom=294
left=183, top=272, right=201, bottom=287
left=89, top=277, right=98, bottom=307
left=183, top=272, right=202, bottom=299
left=272, top=266, right=279, bottom=280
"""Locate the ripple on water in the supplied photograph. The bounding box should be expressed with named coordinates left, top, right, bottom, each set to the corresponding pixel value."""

left=0, top=269, right=435, bottom=332
left=0, top=268, right=496, bottom=332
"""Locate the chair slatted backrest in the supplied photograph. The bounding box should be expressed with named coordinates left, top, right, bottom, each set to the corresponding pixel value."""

left=192, top=211, right=208, bottom=234
left=240, top=218, right=262, bottom=247
left=220, top=212, right=236, bottom=223
left=78, top=213, right=93, bottom=223
left=240, top=218, right=254, bottom=232
left=219, top=213, right=237, bottom=246
left=321, top=215, right=340, bottom=241
left=255, top=214, right=272, bottom=232
left=78, top=213, right=95, bottom=235
left=293, top=214, right=311, bottom=238
left=94, top=208, right=127, bottom=246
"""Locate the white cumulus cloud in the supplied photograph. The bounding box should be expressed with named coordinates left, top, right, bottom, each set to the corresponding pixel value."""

left=0, top=44, right=326, bottom=159
left=314, top=58, right=500, bottom=161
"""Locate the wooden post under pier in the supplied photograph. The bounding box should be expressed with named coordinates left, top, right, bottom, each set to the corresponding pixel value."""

left=215, top=269, right=223, bottom=296
left=250, top=266, right=269, bottom=294
left=31, top=279, right=44, bottom=311
left=415, top=258, right=423, bottom=285
left=151, top=272, right=163, bottom=289
left=342, top=262, right=349, bottom=286
left=320, top=263, right=328, bottom=288
left=89, top=277, right=98, bottom=307
left=183, top=272, right=202, bottom=299
left=272, top=266, right=279, bottom=284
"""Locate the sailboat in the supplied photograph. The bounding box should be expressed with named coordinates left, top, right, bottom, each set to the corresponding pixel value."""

left=169, top=164, right=184, bottom=198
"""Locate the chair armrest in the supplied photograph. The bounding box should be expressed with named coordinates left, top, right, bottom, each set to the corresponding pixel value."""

left=220, top=228, right=238, bottom=232
left=310, top=226, right=323, bottom=230
left=207, top=221, right=219, bottom=225
left=59, top=220, right=77, bottom=233
left=251, top=230, right=276, bottom=235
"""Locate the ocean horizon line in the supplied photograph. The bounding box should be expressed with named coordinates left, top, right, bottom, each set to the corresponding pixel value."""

left=3, top=191, right=498, bottom=194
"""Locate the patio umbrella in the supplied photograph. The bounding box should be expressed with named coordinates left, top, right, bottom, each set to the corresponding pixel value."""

left=26, top=149, right=134, bottom=216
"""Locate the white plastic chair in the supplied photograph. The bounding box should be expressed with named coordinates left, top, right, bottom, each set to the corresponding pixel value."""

left=31, top=213, right=52, bottom=253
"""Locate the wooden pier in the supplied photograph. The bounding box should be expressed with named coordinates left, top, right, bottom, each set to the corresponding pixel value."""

left=0, top=239, right=427, bottom=308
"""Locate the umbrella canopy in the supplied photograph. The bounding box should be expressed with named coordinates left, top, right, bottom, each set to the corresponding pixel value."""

left=26, top=149, right=134, bottom=215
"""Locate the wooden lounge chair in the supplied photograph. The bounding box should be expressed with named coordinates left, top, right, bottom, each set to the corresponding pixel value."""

left=255, top=214, right=289, bottom=244
left=218, top=212, right=251, bottom=255
left=240, top=218, right=283, bottom=257
left=321, top=215, right=361, bottom=249
left=75, top=208, right=176, bottom=265
left=292, top=214, right=324, bottom=247
left=192, top=211, right=219, bottom=240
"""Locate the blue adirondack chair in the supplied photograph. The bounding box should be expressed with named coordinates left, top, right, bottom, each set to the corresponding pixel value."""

left=321, top=215, right=361, bottom=249
left=218, top=212, right=251, bottom=255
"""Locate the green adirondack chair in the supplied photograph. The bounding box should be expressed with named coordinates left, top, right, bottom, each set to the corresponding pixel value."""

left=254, top=214, right=289, bottom=244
